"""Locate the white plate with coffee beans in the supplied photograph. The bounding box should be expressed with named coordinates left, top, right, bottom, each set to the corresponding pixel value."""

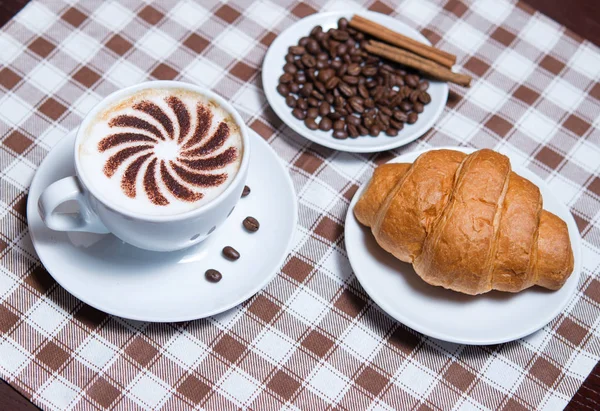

left=263, top=11, right=448, bottom=153
left=345, top=147, right=581, bottom=345
left=27, top=128, right=297, bottom=322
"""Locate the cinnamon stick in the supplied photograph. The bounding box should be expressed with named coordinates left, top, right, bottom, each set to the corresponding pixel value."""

left=365, top=41, right=472, bottom=87
left=350, top=15, right=456, bottom=69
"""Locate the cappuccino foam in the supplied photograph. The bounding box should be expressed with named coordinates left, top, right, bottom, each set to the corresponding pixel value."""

left=79, top=88, right=243, bottom=216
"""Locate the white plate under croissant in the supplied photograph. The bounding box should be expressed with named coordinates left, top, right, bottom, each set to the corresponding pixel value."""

left=345, top=147, right=581, bottom=345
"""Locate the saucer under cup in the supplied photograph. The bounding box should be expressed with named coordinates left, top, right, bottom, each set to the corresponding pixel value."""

left=27, top=129, right=297, bottom=322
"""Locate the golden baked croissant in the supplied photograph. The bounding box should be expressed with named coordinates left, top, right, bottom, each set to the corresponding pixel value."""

left=354, top=149, right=574, bottom=295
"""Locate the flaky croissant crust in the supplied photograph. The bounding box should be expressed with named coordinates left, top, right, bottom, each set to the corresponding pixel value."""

left=354, top=149, right=574, bottom=295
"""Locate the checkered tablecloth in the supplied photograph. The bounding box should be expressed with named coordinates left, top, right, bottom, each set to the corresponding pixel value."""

left=1, top=0, right=599, bottom=409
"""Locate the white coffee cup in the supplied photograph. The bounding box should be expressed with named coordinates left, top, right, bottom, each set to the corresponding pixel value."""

left=38, top=81, right=250, bottom=251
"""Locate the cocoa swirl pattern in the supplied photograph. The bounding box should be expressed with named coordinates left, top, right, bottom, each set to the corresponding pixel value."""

left=98, top=97, right=238, bottom=206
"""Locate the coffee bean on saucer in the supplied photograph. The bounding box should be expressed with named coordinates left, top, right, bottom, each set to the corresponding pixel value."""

left=222, top=246, right=240, bottom=261
left=205, top=269, right=222, bottom=283
left=243, top=216, right=260, bottom=232
left=242, top=185, right=251, bottom=197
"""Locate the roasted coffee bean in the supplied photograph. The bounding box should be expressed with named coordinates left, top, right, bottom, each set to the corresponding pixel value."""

left=314, top=81, right=326, bottom=94
left=369, top=124, right=381, bottom=136
left=338, top=17, right=349, bottom=30
left=338, top=107, right=350, bottom=116
left=378, top=113, right=390, bottom=128
left=300, top=82, right=313, bottom=97
left=362, top=66, right=378, bottom=77
left=297, top=98, right=308, bottom=110
left=409, top=90, right=420, bottom=103
left=365, top=79, right=377, bottom=89
left=338, top=82, right=355, bottom=97
left=393, top=111, right=408, bottom=122
left=307, top=107, right=319, bottom=118
left=379, top=106, right=392, bottom=116
left=390, top=119, right=404, bottom=130
left=386, top=127, right=399, bottom=137
left=222, top=246, right=240, bottom=261
left=394, top=75, right=405, bottom=87
left=333, top=119, right=346, bottom=131
left=316, top=60, right=328, bottom=70
left=289, top=46, right=306, bottom=55
left=347, top=63, right=361, bottom=76
left=337, top=63, right=348, bottom=77
left=319, top=117, right=333, bottom=131
left=310, top=25, right=323, bottom=37
left=276, top=84, right=289, bottom=96
left=419, top=92, right=431, bottom=104
left=331, top=29, right=349, bottom=41
left=325, top=93, right=334, bottom=104
left=358, top=125, right=369, bottom=136
left=295, top=72, right=306, bottom=84
left=346, top=115, right=361, bottom=127
left=311, top=90, right=324, bottom=100
left=363, top=116, right=374, bottom=128
left=283, top=63, right=297, bottom=74
left=358, top=84, right=369, bottom=99
left=304, top=117, right=318, bottom=130
left=347, top=123, right=359, bottom=138
left=350, top=54, right=362, bottom=63
left=328, top=111, right=343, bottom=120
left=407, top=112, right=418, bottom=124
left=318, top=68, right=335, bottom=83
left=332, top=129, right=348, bottom=139
left=342, top=75, right=358, bottom=85
left=418, top=81, right=429, bottom=91
left=306, top=68, right=317, bottom=81
left=406, top=74, right=420, bottom=88
left=319, top=102, right=331, bottom=117
left=325, top=76, right=340, bottom=90
left=400, top=101, right=412, bottom=112
left=242, top=185, right=251, bottom=197
left=292, top=108, right=306, bottom=120
left=336, top=43, right=348, bottom=56
left=205, top=269, right=222, bottom=283
left=289, top=82, right=300, bottom=93
left=413, top=102, right=424, bottom=113
left=243, top=217, right=259, bottom=232
left=299, top=36, right=310, bottom=47
left=285, top=95, right=296, bottom=108
left=285, top=53, right=295, bottom=63
left=349, top=97, right=364, bottom=113
left=389, top=93, right=403, bottom=107
left=334, top=95, right=345, bottom=107
left=306, top=39, right=320, bottom=55
left=307, top=97, right=319, bottom=107
left=317, top=52, right=328, bottom=61
left=301, top=54, right=316, bottom=68
left=355, top=32, right=365, bottom=41
left=330, top=60, right=341, bottom=70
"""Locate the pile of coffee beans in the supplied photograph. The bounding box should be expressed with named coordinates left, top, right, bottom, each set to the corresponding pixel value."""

left=277, top=18, right=431, bottom=139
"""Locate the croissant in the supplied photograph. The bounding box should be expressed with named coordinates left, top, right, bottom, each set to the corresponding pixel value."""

left=354, top=149, right=574, bottom=295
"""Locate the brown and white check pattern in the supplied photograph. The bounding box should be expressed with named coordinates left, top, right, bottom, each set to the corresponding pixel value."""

left=0, top=0, right=599, bottom=409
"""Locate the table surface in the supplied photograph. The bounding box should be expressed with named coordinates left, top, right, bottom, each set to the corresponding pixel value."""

left=0, top=0, right=598, bottom=410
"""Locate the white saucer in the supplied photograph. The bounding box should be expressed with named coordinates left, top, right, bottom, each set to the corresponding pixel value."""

left=262, top=11, right=448, bottom=153
left=27, top=129, right=297, bottom=322
left=345, top=147, right=582, bottom=345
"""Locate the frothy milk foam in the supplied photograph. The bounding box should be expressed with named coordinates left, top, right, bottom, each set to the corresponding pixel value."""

left=79, top=88, right=244, bottom=216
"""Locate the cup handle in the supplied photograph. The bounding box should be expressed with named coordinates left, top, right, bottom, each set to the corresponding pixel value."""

left=38, top=176, right=110, bottom=234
